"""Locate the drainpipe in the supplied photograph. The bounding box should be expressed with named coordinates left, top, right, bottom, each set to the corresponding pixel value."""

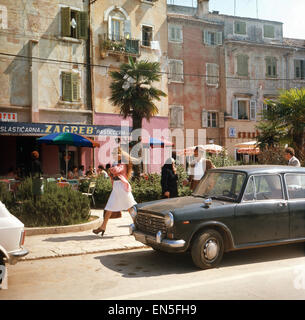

left=88, top=0, right=96, bottom=168
left=29, top=39, right=39, bottom=123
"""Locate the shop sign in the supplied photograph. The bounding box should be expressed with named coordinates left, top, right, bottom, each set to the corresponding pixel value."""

left=0, top=112, right=17, bottom=122
left=0, top=122, right=130, bottom=136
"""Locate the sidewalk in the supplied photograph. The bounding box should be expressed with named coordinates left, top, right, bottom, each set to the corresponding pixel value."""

left=22, top=210, right=148, bottom=261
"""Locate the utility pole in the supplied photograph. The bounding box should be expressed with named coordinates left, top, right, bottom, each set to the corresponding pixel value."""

left=234, top=0, right=236, bottom=16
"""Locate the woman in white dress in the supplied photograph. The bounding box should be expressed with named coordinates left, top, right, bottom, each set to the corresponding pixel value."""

left=92, top=147, right=137, bottom=236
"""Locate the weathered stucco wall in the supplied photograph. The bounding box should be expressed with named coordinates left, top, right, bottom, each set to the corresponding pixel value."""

left=0, top=0, right=89, bottom=124
left=91, top=0, right=168, bottom=117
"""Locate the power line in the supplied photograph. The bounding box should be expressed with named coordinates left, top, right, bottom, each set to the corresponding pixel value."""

left=0, top=51, right=301, bottom=83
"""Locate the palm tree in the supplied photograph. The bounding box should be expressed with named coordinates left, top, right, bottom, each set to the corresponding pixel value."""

left=109, top=57, right=166, bottom=137
left=109, top=57, right=167, bottom=177
left=256, top=88, right=305, bottom=157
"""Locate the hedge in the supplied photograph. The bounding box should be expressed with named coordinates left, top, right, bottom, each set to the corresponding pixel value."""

left=0, top=178, right=91, bottom=227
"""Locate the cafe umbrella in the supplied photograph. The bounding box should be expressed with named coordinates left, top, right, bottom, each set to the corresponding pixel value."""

left=37, top=132, right=100, bottom=178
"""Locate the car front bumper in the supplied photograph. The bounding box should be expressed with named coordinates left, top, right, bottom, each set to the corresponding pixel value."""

left=8, top=248, right=29, bottom=265
left=130, top=224, right=186, bottom=253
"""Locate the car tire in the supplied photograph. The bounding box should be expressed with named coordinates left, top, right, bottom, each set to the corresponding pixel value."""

left=191, top=229, right=224, bottom=270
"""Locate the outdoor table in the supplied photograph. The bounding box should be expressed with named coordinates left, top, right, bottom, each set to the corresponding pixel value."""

left=67, top=179, right=79, bottom=190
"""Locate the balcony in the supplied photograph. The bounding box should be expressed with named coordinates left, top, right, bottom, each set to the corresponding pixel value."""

left=99, top=34, right=140, bottom=60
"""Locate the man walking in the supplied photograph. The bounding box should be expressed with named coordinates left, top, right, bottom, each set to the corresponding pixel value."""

left=284, top=147, right=301, bottom=167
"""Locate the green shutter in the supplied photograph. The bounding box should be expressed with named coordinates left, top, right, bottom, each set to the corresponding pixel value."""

left=72, top=73, right=79, bottom=101
left=235, top=21, right=246, bottom=35
left=79, top=11, right=88, bottom=40
left=264, top=25, right=275, bottom=38
left=62, top=72, right=72, bottom=101
left=237, top=55, right=248, bottom=76
left=61, top=7, right=71, bottom=37
left=295, top=60, right=301, bottom=79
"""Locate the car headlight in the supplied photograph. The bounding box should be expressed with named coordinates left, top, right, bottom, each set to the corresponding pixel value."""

left=164, top=212, right=174, bottom=228
left=130, top=205, right=137, bottom=221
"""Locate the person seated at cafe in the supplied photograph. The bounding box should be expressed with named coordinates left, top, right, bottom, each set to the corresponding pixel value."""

left=86, top=166, right=95, bottom=177
left=97, top=165, right=109, bottom=178
left=78, top=165, right=85, bottom=177
left=67, top=166, right=79, bottom=179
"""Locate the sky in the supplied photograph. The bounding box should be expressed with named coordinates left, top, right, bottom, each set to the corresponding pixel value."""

left=168, top=0, right=305, bottom=39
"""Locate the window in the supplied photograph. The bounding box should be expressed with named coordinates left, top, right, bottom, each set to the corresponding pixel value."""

left=203, top=30, right=222, bottom=45
left=232, top=99, right=256, bottom=120
left=243, top=175, right=283, bottom=201
left=294, top=59, right=305, bottom=80
left=61, top=72, right=80, bottom=102
left=206, top=63, right=219, bottom=86
left=168, top=24, right=183, bottom=43
left=237, top=100, right=248, bottom=120
left=169, top=105, right=184, bottom=128
left=266, top=57, right=277, bottom=78
left=142, top=25, right=153, bottom=46
left=264, top=25, right=275, bottom=38
left=234, top=21, right=246, bottom=35
left=207, top=112, right=217, bottom=128
left=0, top=5, right=8, bottom=29
left=61, top=7, right=88, bottom=39
left=237, top=54, right=249, bottom=76
left=285, top=174, right=305, bottom=199
left=169, top=59, right=184, bottom=82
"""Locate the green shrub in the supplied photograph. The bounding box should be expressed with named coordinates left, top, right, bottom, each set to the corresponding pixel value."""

left=5, top=179, right=90, bottom=227
left=0, top=182, right=14, bottom=210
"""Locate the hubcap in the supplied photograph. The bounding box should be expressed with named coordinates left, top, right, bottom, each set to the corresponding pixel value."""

left=204, top=239, right=219, bottom=261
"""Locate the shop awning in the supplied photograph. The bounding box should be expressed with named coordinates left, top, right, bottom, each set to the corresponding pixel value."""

left=235, top=141, right=260, bottom=155
left=177, top=144, right=224, bottom=156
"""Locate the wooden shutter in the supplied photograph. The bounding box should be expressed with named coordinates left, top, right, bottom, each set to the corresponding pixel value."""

left=250, top=100, right=256, bottom=121
left=124, top=20, right=131, bottom=39
left=237, top=55, right=248, bottom=76
left=61, top=7, right=71, bottom=37
left=178, top=60, right=183, bottom=82
left=72, top=73, right=80, bottom=101
left=264, top=25, right=274, bottom=38
left=295, top=60, right=301, bottom=79
left=219, top=112, right=224, bottom=128
left=79, top=11, right=88, bottom=40
left=201, top=109, right=208, bottom=128
left=203, top=30, right=209, bottom=44
left=232, top=99, right=238, bottom=119
left=216, top=32, right=223, bottom=45
left=62, top=72, right=72, bottom=101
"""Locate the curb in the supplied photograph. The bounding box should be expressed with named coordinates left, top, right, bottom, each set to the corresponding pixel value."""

left=25, top=216, right=103, bottom=236
left=22, top=245, right=150, bottom=261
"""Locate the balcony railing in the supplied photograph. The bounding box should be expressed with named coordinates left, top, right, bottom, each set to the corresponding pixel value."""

left=99, top=34, right=140, bottom=58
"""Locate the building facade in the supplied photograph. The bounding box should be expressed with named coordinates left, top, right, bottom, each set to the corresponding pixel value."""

left=0, top=0, right=95, bottom=176
left=167, top=2, right=226, bottom=152
left=90, top=0, right=169, bottom=172
left=168, top=0, right=305, bottom=160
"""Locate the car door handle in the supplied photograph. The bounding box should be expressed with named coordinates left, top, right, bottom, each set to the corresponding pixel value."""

left=278, top=202, right=287, bottom=207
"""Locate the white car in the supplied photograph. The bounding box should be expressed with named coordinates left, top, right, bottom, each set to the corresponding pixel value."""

left=0, top=201, right=28, bottom=273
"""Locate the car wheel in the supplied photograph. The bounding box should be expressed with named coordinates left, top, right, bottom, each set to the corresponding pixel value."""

left=191, top=229, right=224, bottom=270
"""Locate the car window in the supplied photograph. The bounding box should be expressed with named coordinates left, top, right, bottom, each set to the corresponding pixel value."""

left=194, top=171, right=246, bottom=201
left=243, top=174, right=283, bottom=201
left=285, top=174, right=305, bottom=199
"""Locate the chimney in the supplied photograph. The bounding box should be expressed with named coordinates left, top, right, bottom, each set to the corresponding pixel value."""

left=196, top=0, right=209, bottom=18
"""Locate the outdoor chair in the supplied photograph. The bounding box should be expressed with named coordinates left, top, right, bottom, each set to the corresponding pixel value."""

left=82, top=181, right=96, bottom=207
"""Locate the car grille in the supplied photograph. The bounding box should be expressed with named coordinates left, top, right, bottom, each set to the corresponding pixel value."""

left=136, top=211, right=167, bottom=237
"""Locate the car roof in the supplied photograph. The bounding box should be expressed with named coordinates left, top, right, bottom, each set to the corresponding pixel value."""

left=211, top=165, right=305, bottom=175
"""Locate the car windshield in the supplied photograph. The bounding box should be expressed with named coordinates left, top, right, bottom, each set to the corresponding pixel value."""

left=193, top=171, right=246, bottom=201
